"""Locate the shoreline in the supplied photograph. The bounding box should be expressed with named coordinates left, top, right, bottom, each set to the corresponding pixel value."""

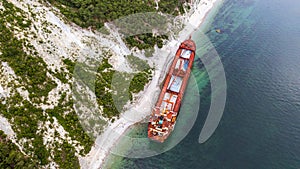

left=78, top=0, right=223, bottom=168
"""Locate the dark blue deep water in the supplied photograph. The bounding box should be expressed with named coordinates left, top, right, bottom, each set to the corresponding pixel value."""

left=105, top=0, right=300, bottom=168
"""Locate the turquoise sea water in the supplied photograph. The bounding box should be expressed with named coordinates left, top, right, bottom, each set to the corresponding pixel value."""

left=105, top=0, right=300, bottom=168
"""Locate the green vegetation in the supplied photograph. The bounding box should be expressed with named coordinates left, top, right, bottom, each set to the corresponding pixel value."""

left=0, top=1, right=93, bottom=168
left=53, top=141, right=80, bottom=169
left=0, top=0, right=56, bottom=101
left=0, top=0, right=183, bottom=167
left=50, top=58, right=77, bottom=83
left=46, top=0, right=188, bottom=49
left=0, top=1, right=53, bottom=164
left=144, top=48, right=155, bottom=57
left=46, top=93, right=94, bottom=155
left=126, top=54, right=150, bottom=71
left=125, top=34, right=168, bottom=50
left=95, top=58, right=123, bottom=119
left=63, top=58, right=76, bottom=73
left=158, top=0, right=187, bottom=15
left=73, top=62, right=96, bottom=91
left=0, top=93, right=49, bottom=165
left=125, top=54, right=152, bottom=92
left=99, top=26, right=110, bottom=35
left=0, top=130, right=38, bottom=168
left=46, top=0, right=188, bottom=28
left=52, top=71, right=69, bottom=83
left=95, top=53, right=152, bottom=119
left=0, top=90, right=93, bottom=167
left=130, top=71, right=151, bottom=93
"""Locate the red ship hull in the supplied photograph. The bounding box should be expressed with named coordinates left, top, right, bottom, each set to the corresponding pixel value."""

left=148, top=38, right=196, bottom=142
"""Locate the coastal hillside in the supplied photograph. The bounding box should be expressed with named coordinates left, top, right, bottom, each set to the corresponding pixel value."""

left=46, top=0, right=190, bottom=49
left=0, top=0, right=194, bottom=168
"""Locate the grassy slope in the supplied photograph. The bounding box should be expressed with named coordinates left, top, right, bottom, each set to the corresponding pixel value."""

left=0, top=1, right=92, bottom=168
left=46, top=0, right=188, bottom=50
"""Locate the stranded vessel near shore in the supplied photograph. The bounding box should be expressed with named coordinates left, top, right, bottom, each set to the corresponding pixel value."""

left=148, top=38, right=196, bottom=143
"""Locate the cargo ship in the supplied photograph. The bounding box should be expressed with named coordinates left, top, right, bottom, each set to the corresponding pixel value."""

left=148, top=38, right=196, bottom=143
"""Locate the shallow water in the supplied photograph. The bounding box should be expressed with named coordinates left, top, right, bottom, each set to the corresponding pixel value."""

left=105, top=0, right=300, bottom=168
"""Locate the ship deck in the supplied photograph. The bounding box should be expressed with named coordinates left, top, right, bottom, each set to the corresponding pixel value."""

left=148, top=39, right=196, bottom=143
